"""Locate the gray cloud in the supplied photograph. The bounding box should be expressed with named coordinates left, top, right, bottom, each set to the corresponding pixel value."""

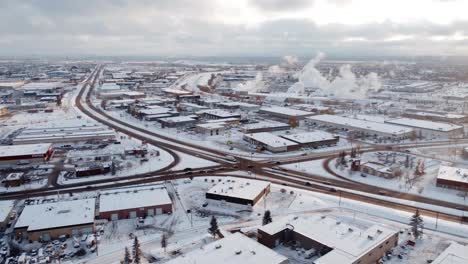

left=0, top=0, right=467, bottom=57
left=250, top=0, right=314, bottom=12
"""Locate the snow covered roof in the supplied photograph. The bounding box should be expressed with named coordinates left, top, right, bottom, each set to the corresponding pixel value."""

left=281, top=131, right=337, bottom=144
left=260, top=106, right=313, bottom=117
left=159, top=116, right=196, bottom=123
left=0, top=143, right=52, bottom=158
left=260, top=216, right=397, bottom=264
left=207, top=177, right=270, bottom=201
left=243, top=132, right=298, bottom=148
left=242, top=120, right=290, bottom=130
left=15, top=199, right=95, bottom=231
left=307, top=115, right=413, bottom=135
left=165, top=232, right=288, bottom=264
left=99, top=185, right=172, bottom=213
left=139, top=107, right=173, bottom=115
left=0, top=200, right=14, bottom=222
left=385, top=118, right=463, bottom=132
left=6, top=172, right=24, bottom=181
left=437, top=165, right=468, bottom=184
left=198, top=109, right=241, bottom=118
left=196, top=123, right=226, bottom=130
left=432, top=242, right=468, bottom=264
left=162, top=88, right=193, bottom=95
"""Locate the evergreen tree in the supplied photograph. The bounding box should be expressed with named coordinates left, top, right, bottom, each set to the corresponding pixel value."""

left=208, top=216, right=219, bottom=238
left=133, top=237, right=141, bottom=264
left=262, top=210, right=273, bottom=226
left=161, top=233, right=167, bottom=253
left=410, top=209, right=424, bottom=239
left=122, top=247, right=131, bottom=264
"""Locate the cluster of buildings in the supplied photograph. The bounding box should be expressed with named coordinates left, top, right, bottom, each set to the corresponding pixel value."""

left=169, top=214, right=400, bottom=264
left=9, top=184, right=173, bottom=242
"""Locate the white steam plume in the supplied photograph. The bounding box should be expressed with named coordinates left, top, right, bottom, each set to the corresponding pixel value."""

left=287, top=52, right=382, bottom=99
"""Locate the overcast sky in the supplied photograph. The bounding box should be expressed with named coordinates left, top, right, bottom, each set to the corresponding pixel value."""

left=1, top=0, right=468, bottom=57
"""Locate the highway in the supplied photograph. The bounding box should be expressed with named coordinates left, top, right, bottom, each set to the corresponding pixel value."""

left=3, top=66, right=468, bottom=226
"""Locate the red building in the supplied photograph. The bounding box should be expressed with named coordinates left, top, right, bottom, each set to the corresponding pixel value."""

left=0, top=143, right=53, bottom=166
left=98, top=185, right=173, bottom=220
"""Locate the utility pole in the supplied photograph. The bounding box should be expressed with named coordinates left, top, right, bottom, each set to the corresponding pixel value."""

left=339, top=190, right=342, bottom=207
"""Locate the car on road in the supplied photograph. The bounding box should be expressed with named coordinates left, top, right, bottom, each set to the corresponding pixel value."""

left=305, top=182, right=312, bottom=186
left=328, top=188, right=337, bottom=192
left=378, top=190, right=387, bottom=195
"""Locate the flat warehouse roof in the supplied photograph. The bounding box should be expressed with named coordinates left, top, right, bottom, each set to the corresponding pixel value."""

left=385, top=118, right=463, bottom=132
left=244, top=132, right=298, bottom=148
left=207, top=177, right=270, bottom=201
left=242, top=120, right=290, bottom=130
left=281, top=131, right=337, bottom=144
left=15, top=199, right=95, bottom=232
left=260, top=216, right=397, bottom=264
left=432, top=242, right=468, bottom=264
left=437, top=165, right=468, bottom=184
left=260, top=106, right=312, bottom=117
left=99, top=185, right=171, bottom=213
left=165, top=233, right=287, bottom=264
left=0, top=143, right=52, bottom=158
left=307, top=114, right=413, bottom=135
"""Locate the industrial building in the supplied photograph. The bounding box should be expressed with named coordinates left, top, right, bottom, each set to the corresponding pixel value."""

left=99, top=185, right=172, bottom=220
left=206, top=177, right=270, bottom=206
left=403, top=110, right=468, bottom=124
left=384, top=118, right=464, bottom=139
left=360, top=162, right=397, bottom=179
left=13, top=124, right=116, bottom=144
left=307, top=115, right=413, bottom=139
left=243, top=132, right=300, bottom=153
left=436, top=165, right=468, bottom=191
left=166, top=232, right=288, bottom=264
left=158, top=116, right=197, bottom=128
left=431, top=242, right=468, bottom=264
left=14, top=199, right=96, bottom=241
left=242, top=120, right=290, bottom=134
left=259, top=106, right=314, bottom=120
left=195, top=123, right=226, bottom=136
left=280, top=131, right=339, bottom=149
left=257, top=216, right=398, bottom=264
left=198, top=109, right=242, bottom=120
left=0, top=143, right=54, bottom=166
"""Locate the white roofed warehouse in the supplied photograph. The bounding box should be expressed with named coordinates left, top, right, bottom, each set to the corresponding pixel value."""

left=384, top=118, right=464, bottom=139
left=257, top=216, right=399, bottom=264
left=243, top=132, right=300, bottom=153
left=165, top=232, right=288, bottom=264
left=306, top=114, right=413, bottom=139
left=98, top=184, right=173, bottom=220
left=14, top=199, right=96, bottom=242
left=259, top=106, right=314, bottom=121
left=206, top=177, right=270, bottom=206
left=280, top=131, right=339, bottom=149
left=0, top=143, right=54, bottom=166
left=431, top=242, right=468, bottom=264
left=436, top=165, right=468, bottom=191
